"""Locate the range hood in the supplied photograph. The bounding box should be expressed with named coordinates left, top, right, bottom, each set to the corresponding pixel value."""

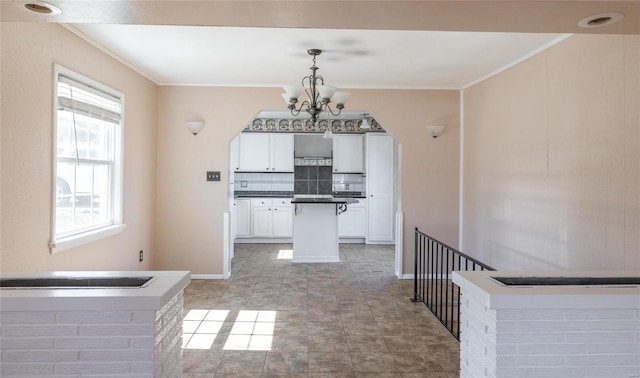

left=294, top=135, right=332, bottom=158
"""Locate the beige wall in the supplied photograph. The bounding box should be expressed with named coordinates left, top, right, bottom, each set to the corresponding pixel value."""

left=155, top=87, right=459, bottom=275
left=463, top=34, right=640, bottom=271
left=0, top=22, right=460, bottom=276
left=0, top=23, right=158, bottom=271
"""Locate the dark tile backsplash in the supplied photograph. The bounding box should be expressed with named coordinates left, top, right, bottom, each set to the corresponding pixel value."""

left=295, top=166, right=333, bottom=195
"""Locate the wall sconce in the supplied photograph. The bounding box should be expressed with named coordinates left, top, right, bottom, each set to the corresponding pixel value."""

left=425, top=125, right=445, bottom=138
left=186, top=121, right=205, bottom=135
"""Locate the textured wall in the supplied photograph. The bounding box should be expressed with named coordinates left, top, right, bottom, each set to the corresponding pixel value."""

left=0, top=23, right=158, bottom=271
left=463, top=34, right=640, bottom=271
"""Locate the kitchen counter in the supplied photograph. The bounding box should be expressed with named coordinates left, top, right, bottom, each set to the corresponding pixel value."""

left=234, top=191, right=294, bottom=198
left=332, top=191, right=366, bottom=198
left=291, top=197, right=358, bottom=204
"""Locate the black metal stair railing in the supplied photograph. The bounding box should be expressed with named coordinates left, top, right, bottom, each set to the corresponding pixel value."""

left=411, top=227, right=495, bottom=341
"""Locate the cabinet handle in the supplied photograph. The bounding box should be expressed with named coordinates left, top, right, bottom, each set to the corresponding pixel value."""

left=269, top=208, right=272, bottom=211
left=273, top=208, right=277, bottom=211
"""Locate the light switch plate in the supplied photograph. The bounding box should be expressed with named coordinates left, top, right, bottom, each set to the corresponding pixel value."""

left=207, top=171, right=221, bottom=181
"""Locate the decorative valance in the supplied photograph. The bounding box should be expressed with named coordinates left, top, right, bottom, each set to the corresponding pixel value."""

left=243, top=117, right=385, bottom=134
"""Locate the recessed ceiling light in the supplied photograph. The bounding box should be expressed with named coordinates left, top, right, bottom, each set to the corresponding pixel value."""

left=577, top=12, right=624, bottom=28
left=23, top=1, right=62, bottom=16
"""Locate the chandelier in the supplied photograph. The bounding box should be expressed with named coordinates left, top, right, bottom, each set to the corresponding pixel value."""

left=282, top=49, right=351, bottom=125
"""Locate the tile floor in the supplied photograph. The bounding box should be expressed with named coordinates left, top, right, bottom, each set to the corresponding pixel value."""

left=182, top=243, right=460, bottom=377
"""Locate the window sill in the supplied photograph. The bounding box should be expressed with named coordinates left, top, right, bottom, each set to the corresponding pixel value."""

left=50, top=224, right=126, bottom=254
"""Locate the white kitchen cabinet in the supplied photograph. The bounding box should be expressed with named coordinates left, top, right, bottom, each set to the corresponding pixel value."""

left=332, top=134, right=364, bottom=173
left=366, top=134, right=394, bottom=243
left=237, top=133, right=293, bottom=172
left=338, top=199, right=367, bottom=238
left=272, top=199, right=294, bottom=237
left=238, top=133, right=270, bottom=171
left=270, top=134, right=295, bottom=172
left=250, top=198, right=293, bottom=238
left=251, top=199, right=273, bottom=237
left=234, top=198, right=251, bottom=237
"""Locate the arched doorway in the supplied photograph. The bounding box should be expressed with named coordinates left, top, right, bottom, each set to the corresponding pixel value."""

left=224, top=110, right=404, bottom=278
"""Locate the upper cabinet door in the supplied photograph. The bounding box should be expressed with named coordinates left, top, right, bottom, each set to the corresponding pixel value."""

left=239, top=133, right=271, bottom=171
left=237, top=133, right=294, bottom=172
left=271, top=134, right=294, bottom=172
left=332, top=134, right=364, bottom=173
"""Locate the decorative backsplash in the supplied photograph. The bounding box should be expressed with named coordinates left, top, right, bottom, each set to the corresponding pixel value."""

left=243, top=117, right=384, bottom=134
left=332, top=173, right=366, bottom=194
left=295, top=166, right=332, bottom=195
left=234, top=172, right=294, bottom=192
left=234, top=171, right=366, bottom=197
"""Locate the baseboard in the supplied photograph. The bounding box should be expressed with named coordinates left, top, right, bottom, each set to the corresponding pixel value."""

left=191, top=274, right=227, bottom=280
left=338, top=238, right=365, bottom=244
left=365, top=240, right=395, bottom=245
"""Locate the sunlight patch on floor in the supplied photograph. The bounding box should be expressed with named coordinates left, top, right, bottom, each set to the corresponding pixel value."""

left=182, top=309, right=229, bottom=350
left=223, top=310, right=276, bottom=351
left=182, top=309, right=276, bottom=351
left=277, top=249, right=293, bottom=259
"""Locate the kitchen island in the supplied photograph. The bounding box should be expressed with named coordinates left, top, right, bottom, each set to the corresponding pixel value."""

left=290, top=197, right=357, bottom=263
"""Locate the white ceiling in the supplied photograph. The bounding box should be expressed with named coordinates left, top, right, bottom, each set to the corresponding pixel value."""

left=70, top=24, right=566, bottom=90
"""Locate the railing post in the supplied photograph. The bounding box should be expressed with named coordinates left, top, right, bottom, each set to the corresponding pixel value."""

left=411, top=227, right=420, bottom=302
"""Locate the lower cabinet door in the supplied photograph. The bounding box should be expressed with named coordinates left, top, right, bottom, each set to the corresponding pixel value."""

left=271, top=206, right=293, bottom=237
left=252, top=206, right=272, bottom=237
left=235, top=199, right=251, bottom=237
left=338, top=201, right=367, bottom=238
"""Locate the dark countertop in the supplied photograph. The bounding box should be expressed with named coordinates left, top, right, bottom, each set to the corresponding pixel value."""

left=332, top=192, right=366, bottom=198
left=290, top=198, right=359, bottom=204
left=234, top=191, right=294, bottom=198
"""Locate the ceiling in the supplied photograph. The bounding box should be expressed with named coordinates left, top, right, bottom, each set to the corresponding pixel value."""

left=69, top=24, right=565, bottom=89
left=3, top=1, right=637, bottom=90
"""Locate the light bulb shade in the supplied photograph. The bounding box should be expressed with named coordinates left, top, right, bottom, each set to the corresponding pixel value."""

left=332, top=91, right=351, bottom=106
left=360, top=117, right=370, bottom=129
left=283, top=85, right=303, bottom=100
left=281, top=93, right=293, bottom=105
left=426, top=125, right=445, bottom=138
left=317, top=85, right=336, bottom=100
left=186, top=121, right=205, bottom=135
left=323, top=129, right=333, bottom=139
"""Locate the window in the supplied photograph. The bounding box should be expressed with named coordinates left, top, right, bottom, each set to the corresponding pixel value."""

left=50, top=66, right=124, bottom=253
